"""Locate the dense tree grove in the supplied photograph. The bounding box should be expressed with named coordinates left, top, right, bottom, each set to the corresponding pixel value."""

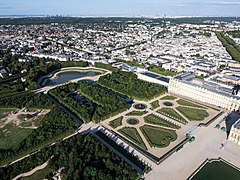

left=0, top=91, right=33, bottom=108
left=94, top=62, right=119, bottom=72
left=60, top=61, right=88, bottom=67
left=79, top=81, right=127, bottom=123
left=0, top=52, right=88, bottom=89
left=0, top=80, right=26, bottom=98
left=25, top=93, right=53, bottom=109
left=49, top=83, right=94, bottom=123
left=0, top=106, right=78, bottom=166
left=0, top=134, right=140, bottom=180
left=0, top=73, right=27, bottom=84
left=0, top=91, right=53, bottom=109
left=98, top=71, right=166, bottom=100
left=50, top=82, right=128, bottom=123
left=216, top=32, right=240, bottom=61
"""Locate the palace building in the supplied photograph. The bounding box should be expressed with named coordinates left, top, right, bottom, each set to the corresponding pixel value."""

left=168, top=72, right=240, bottom=111
left=229, top=119, right=240, bottom=145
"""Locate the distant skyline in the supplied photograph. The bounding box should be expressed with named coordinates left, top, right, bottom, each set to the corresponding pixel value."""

left=1, top=0, right=240, bottom=17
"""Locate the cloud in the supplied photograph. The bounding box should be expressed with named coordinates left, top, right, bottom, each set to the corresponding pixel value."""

left=0, top=7, right=12, bottom=10
left=176, top=1, right=240, bottom=7
left=0, top=3, right=13, bottom=11
left=218, top=1, right=240, bottom=5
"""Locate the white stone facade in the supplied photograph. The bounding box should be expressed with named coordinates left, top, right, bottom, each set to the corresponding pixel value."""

left=229, top=119, right=240, bottom=145
left=168, top=78, right=240, bottom=111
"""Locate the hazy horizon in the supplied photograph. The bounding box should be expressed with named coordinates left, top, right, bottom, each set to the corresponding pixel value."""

left=1, top=0, right=240, bottom=17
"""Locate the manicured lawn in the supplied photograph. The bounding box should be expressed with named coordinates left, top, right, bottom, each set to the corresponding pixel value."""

left=150, top=100, right=160, bottom=109
left=176, top=99, right=207, bottom=109
left=160, top=95, right=177, bottom=100
left=157, top=108, right=188, bottom=124
left=144, top=114, right=180, bottom=129
left=0, top=108, right=15, bottom=119
left=119, top=127, right=147, bottom=150
left=140, top=125, right=177, bottom=148
left=0, top=124, right=33, bottom=149
left=126, top=111, right=148, bottom=116
left=176, top=106, right=209, bottom=121
left=149, top=66, right=178, bottom=76
left=109, top=116, right=123, bottom=128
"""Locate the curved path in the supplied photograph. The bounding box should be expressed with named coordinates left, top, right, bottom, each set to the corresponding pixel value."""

left=13, top=160, right=49, bottom=180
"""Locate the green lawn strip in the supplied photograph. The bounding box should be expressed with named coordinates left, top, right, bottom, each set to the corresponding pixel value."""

left=140, top=125, right=177, bottom=148
left=118, top=127, right=147, bottom=150
left=144, top=114, right=180, bottom=129
left=176, top=106, right=209, bottom=121
left=109, top=116, right=123, bottom=128
left=0, top=108, right=16, bottom=119
left=22, top=166, right=53, bottom=180
left=149, top=66, right=178, bottom=76
left=150, top=100, right=160, bottom=109
left=19, top=116, right=44, bottom=127
left=157, top=108, right=188, bottom=124
left=0, top=124, right=33, bottom=149
left=126, top=111, right=148, bottom=116
left=19, top=122, right=32, bottom=127
left=160, top=95, right=177, bottom=100
left=176, top=99, right=207, bottom=109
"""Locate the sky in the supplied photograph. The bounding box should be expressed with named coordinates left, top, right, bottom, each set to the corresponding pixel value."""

left=0, top=0, right=240, bottom=17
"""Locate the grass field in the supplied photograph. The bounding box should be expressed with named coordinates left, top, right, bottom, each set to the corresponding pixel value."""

left=20, top=122, right=32, bottom=127
left=0, top=124, right=33, bottom=149
left=140, top=125, right=177, bottom=148
left=157, top=108, right=188, bottom=124
left=176, top=106, right=209, bottom=121
left=119, top=127, right=147, bottom=150
left=150, top=100, right=160, bottom=109
left=126, top=111, right=148, bottom=116
left=176, top=99, right=207, bottom=109
left=109, top=116, right=123, bottom=128
left=144, top=114, right=180, bottom=129
left=18, top=114, right=34, bottom=121
left=160, top=95, right=177, bottom=100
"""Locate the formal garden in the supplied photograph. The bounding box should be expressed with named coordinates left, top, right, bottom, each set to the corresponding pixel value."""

left=105, top=93, right=221, bottom=157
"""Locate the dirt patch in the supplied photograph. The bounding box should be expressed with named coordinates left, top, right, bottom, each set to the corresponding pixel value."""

left=0, top=108, right=50, bottom=129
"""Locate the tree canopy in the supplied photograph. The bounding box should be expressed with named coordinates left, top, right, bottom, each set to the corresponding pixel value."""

left=0, top=134, right=140, bottom=180
left=98, top=71, right=166, bottom=100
